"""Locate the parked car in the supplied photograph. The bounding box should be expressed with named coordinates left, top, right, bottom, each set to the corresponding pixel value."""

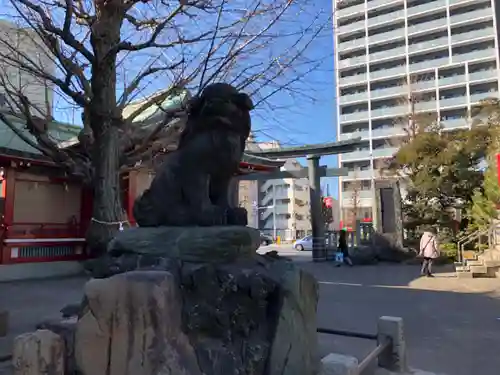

left=293, top=235, right=332, bottom=251
left=260, top=233, right=273, bottom=246
left=293, top=235, right=312, bottom=251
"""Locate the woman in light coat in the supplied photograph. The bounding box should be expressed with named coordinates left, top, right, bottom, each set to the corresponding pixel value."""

left=419, top=229, right=440, bottom=277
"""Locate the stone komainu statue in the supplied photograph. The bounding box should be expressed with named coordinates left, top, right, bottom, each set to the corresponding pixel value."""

left=133, top=83, right=253, bottom=227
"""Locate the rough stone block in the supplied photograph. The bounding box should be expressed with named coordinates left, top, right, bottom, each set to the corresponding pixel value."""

left=377, top=316, right=407, bottom=372
left=320, top=353, right=359, bottom=375
left=37, top=317, right=77, bottom=375
left=75, top=258, right=319, bottom=375
left=12, top=330, right=65, bottom=375
left=0, top=311, right=8, bottom=337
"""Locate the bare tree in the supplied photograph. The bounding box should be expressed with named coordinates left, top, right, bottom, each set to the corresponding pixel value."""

left=0, top=0, right=330, bottom=253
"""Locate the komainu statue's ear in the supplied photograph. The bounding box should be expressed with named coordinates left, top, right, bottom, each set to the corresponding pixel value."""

left=234, top=93, right=254, bottom=110
left=187, top=96, right=204, bottom=115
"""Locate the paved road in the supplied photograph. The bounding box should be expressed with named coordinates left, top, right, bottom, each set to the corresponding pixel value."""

left=2, top=251, right=500, bottom=375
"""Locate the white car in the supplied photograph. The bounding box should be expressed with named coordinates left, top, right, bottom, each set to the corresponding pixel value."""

left=293, top=235, right=313, bottom=251
left=293, top=235, right=334, bottom=251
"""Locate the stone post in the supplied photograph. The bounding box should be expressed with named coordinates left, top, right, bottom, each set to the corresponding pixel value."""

left=320, top=353, right=359, bottom=375
left=12, top=330, right=65, bottom=375
left=377, top=316, right=408, bottom=372
left=308, top=155, right=326, bottom=262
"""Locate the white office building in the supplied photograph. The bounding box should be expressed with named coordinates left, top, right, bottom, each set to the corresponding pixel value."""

left=334, top=0, right=500, bottom=219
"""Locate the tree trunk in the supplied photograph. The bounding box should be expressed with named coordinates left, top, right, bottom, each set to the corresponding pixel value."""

left=85, top=8, right=124, bottom=255
left=86, top=125, right=126, bottom=256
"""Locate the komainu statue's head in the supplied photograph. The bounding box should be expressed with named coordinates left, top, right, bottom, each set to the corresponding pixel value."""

left=179, top=83, right=254, bottom=147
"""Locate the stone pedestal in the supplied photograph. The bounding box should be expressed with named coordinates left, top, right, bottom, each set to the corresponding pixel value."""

left=75, top=226, right=319, bottom=375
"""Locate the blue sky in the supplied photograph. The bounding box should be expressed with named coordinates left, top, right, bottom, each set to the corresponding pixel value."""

left=4, top=0, right=340, bottom=198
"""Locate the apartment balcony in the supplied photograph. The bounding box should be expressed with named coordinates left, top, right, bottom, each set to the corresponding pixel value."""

left=260, top=204, right=290, bottom=220
left=370, top=65, right=406, bottom=81
left=470, top=91, right=499, bottom=104
left=339, top=73, right=367, bottom=87
left=368, top=28, right=405, bottom=45
left=442, top=118, right=469, bottom=129
left=371, top=105, right=407, bottom=118
left=260, top=189, right=289, bottom=206
left=452, top=48, right=496, bottom=65
left=368, top=10, right=405, bottom=28
left=338, top=37, right=366, bottom=52
left=407, top=0, right=445, bottom=17
left=337, top=19, right=365, bottom=35
left=469, top=70, right=498, bottom=83
left=369, top=46, right=406, bottom=63
left=371, top=86, right=405, bottom=100
left=339, top=129, right=370, bottom=141
left=450, top=7, right=493, bottom=26
left=340, top=111, right=368, bottom=123
left=409, top=36, right=448, bottom=55
left=337, top=2, right=365, bottom=19
left=435, top=69, right=496, bottom=89
left=372, top=126, right=405, bottom=138
left=449, top=0, right=477, bottom=5
left=338, top=55, right=367, bottom=70
left=408, top=18, right=447, bottom=36
left=342, top=149, right=371, bottom=161
left=343, top=169, right=380, bottom=180
left=372, top=147, right=399, bottom=159
left=367, top=0, right=403, bottom=11
left=415, top=100, right=437, bottom=112
left=340, top=91, right=369, bottom=104
left=413, top=79, right=436, bottom=91
left=440, top=96, right=467, bottom=108
left=451, top=27, right=495, bottom=45
left=410, top=56, right=449, bottom=73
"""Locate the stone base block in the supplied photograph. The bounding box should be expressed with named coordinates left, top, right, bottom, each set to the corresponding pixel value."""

left=76, top=256, right=319, bottom=375
left=320, top=353, right=359, bottom=375
left=12, top=330, right=65, bottom=375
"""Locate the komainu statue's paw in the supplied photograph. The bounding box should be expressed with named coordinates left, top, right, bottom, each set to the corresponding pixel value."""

left=227, top=207, right=248, bottom=226
left=198, top=205, right=228, bottom=226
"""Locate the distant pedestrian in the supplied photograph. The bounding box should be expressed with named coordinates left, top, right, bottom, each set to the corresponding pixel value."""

left=419, top=228, right=440, bottom=277
left=338, top=228, right=353, bottom=267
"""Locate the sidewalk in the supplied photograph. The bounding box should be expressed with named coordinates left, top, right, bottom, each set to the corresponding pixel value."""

left=0, top=276, right=88, bottom=360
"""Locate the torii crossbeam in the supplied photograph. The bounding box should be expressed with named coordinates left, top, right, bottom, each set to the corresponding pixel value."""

left=239, top=138, right=363, bottom=262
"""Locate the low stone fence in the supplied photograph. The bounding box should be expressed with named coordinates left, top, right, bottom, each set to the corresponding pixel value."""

left=318, top=317, right=445, bottom=375
left=7, top=315, right=445, bottom=375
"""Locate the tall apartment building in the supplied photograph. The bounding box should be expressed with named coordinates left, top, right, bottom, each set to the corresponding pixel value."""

left=335, top=0, right=500, bottom=220
left=0, top=19, right=55, bottom=111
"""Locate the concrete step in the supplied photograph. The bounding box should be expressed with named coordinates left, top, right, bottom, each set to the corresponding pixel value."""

left=484, top=260, right=500, bottom=268
left=470, top=265, right=488, bottom=274
left=454, top=265, right=469, bottom=272
left=465, top=260, right=483, bottom=266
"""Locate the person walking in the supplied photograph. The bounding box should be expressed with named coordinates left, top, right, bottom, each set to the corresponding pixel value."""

left=419, top=228, right=440, bottom=277
left=338, top=228, right=354, bottom=267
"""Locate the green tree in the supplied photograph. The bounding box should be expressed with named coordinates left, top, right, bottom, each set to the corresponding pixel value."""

left=467, top=99, right=500, bottom=232
left=388, top=109, right=491, bottom=233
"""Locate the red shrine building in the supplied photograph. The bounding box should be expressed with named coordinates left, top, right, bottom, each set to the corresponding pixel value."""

left=0, top=116, right=283, bottom=281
